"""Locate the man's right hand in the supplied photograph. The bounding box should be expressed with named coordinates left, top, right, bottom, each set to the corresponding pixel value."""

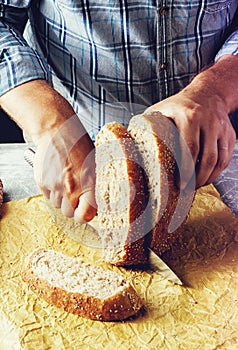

left=0, top=80, right=97, bottom=223
left=33, top=114, right=97, bottom=223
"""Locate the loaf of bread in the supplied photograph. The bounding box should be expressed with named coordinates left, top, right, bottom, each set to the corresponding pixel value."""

left=22, top=249, right=143, bottom=321
left=128, top=112, right=185, bottom=255
left=95, top=122, right=149, bottom=266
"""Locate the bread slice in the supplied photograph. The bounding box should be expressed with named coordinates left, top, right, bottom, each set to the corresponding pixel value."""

left=95, top=122, right=149, bottom=266
left=128, top=112, right=184, bottom=255
left=21, top=249, right=143, bottom=321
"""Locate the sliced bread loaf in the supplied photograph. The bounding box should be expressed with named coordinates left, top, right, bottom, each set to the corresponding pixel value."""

left=22, top=249, right=143, bottom=321
left=95, top=122, right=149, bottom=266
left=128, top=112, right=184, bottom=255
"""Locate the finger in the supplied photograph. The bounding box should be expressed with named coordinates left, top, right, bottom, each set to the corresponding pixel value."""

left=74, top=191, right=97, bottom=224
left=34, top=169, right=51, bottom=199
left=61, top=195, right=74, bottom=218
left=41, top=188, right=51, bottom=199
left=49, top=191, right=62, bottom=208
left=177, top=132, right=199, bottom=190
left=205, top=140, right=232, bottom=185
left=195, top=132, right=218, bottom=188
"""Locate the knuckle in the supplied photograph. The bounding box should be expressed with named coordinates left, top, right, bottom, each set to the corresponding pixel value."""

left=217, top=159, right=228, bottom=171
left=186, top=105, right=203, bottom=124
left=64, top=171, right=76, bottom=194
left=221, top=118, right=236, bottom=139
left=204, top=152, right=217, bottom=169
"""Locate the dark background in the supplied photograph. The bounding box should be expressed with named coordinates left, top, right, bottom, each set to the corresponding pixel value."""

left=0, top=108, right=24, bottom=143
left=0, top=106, right=237, bottom=143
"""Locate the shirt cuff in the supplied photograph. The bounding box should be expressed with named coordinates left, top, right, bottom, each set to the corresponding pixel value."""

left=0, top=45, right=49, bottom=96
left=215, top=30, right=238, bottom=61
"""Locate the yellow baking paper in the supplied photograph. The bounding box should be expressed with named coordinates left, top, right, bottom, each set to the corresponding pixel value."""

left=0, top=185, right=238, bottom=350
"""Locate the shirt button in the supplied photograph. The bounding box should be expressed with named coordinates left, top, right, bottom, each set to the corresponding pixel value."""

left=159, top=6, right=168, bottom=15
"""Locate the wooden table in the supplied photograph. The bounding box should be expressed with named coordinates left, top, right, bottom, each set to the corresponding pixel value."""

left=1, top=142, right=238, bottom=218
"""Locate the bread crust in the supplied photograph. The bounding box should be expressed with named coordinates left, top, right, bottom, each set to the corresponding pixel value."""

left=128, top=112, right=194, bottom=255
left=95, top=122, right=149, bottom=266
left=21, top=249, right=143, bottom=322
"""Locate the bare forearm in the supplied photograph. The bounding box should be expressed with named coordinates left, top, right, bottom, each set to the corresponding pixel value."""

left=0, top=79, right=76, bottom=145
left=187, top=54, right=238, bottom=114
left=0, top=79, right=97, bottom=222
left=146, top=54, right=238, bottom=190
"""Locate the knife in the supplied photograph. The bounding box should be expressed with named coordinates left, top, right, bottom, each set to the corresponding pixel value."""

left=24, top=147, right=183, bottom=285
left=148, top=248, right=182, bottom=285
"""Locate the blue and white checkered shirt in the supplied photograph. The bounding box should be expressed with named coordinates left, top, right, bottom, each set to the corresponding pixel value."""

left=1, top=1, right=238, bottom=139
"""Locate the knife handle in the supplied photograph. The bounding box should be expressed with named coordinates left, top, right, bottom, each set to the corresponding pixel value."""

left=24, top=147, right=35, bottom=168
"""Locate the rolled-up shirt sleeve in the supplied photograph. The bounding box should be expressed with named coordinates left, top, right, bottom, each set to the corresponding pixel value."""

left=215, top=3, right=238, bottom=62
left=215, top=29, right=238, bottom=60
left=0, top=2, right=49, bottom=96
left=215, top=26, right=238, bottom=132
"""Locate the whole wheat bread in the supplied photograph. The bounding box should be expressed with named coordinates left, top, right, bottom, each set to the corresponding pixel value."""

left=22, top=113, right=192, bottom=321
left=22, top=249, right=143, bottom=321
left=128, top=112, right=188, bottom=255
left=95, top=122, right=149, bottom=266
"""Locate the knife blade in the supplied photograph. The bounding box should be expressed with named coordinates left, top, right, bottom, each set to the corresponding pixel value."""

left=148, top=248, right=183, bottom=285
left=24, top=147, right=183, bottom=285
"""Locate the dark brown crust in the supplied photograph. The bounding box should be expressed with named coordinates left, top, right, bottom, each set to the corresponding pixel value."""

left=96, top=122, right=149, bottom=266
left=129, top=112, right=195, bottom=256
left=144, top=112, right=181, bottom=255
left=21, top=249, right=143, bottom=322
left=0, top=179, right=3, bottom=207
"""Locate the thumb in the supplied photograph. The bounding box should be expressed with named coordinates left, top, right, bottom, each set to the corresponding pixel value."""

left=74, top=191, right=97, bottom=224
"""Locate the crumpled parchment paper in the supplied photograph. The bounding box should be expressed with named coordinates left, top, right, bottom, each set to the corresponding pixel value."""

left=0, top=184, right=238, bottom=350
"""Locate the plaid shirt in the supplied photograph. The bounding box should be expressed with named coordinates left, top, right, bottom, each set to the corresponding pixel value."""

left=1, top=0, right=238, bottom=139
